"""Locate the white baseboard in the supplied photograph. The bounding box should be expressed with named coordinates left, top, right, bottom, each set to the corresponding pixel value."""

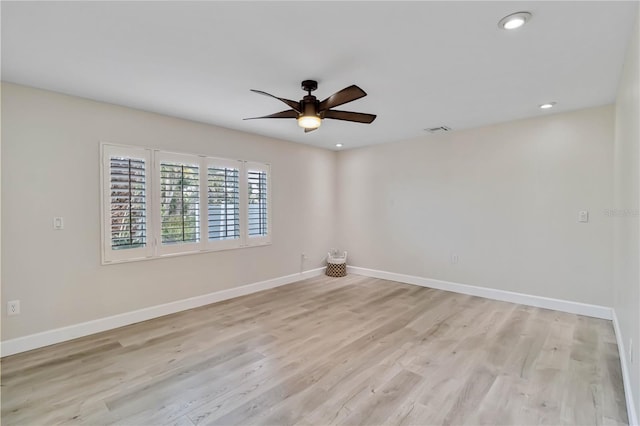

left=0, top=267, right=325, bottom=357
left=347, top=266, right=613, bottom=320
left=612, top=310, right=639, bottom=426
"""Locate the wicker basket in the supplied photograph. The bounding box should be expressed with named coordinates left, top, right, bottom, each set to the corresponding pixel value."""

left=326, top=249, right=347, bottom=277
left=326, top=262, right=347, bottom=277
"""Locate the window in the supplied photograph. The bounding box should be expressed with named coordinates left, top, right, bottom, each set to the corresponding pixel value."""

left=102, top=145, right=152, bottom=262
left=101, top=144, right=270, bottom=263
left=246, top=162, right=270, bottom=245
left=155, top=152, right=202, bottom=256
left=208, top=161, right=240, bottom=241
left=206, top=158, right=242, bottom=250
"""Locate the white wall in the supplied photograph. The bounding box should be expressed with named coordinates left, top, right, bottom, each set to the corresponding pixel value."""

left=0, top=80, right=626, bottom=363
left=614, top=6, right=640, bottom=421
left=337, top=105, right=614, bottom=306
left=1, top=83, right=336, bottom=340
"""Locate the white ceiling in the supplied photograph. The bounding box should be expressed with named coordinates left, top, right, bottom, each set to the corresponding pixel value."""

left=2, top=1, right=638, bottom=150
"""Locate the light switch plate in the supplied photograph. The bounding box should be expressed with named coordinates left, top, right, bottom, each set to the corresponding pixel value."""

left=53, top=217, right=64, bottom=230
left=578, top=211, right=589, bottom=223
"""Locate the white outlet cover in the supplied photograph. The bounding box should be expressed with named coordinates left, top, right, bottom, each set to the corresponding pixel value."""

left=7, top=300, right=20, bottom=316
left=578, top=210, right=589, bottom=223
left=53, top=217, right=64, bottom=230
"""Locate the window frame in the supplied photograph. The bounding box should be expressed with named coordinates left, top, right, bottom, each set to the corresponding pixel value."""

left=101, top=144, right=153, bottom=263
left=245, top=161, right=272, bottom=247
left=100, top=143, right=271, bottom=264
left=154, top=151, right=204, bottom=257
left=204, top=157, right=244, bottom=251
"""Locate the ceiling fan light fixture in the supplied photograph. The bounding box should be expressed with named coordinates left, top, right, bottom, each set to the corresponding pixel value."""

left=297, top=115, right=322, bottom=129
left=498, top=12, right=532, bottom=30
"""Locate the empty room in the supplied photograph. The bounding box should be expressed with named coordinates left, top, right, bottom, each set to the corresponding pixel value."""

left=1, top=1, right=639, bottom=425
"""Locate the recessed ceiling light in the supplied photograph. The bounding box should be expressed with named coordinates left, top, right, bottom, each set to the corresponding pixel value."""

left=539, top=102, right=556, bottom=109
left=498, top=12, right=532, bottom=30
left=335, top=143, right=343, bottom=148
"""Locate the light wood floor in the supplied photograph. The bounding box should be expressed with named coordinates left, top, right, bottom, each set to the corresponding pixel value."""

left=1, top=275, right=629, bottom=426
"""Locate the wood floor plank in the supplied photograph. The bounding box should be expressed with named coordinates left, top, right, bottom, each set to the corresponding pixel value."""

left=0, top=275, right=629, bottom=425
left=348, top=369, right=422, bottom=426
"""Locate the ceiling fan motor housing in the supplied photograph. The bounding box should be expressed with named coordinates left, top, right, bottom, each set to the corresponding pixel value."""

left=302, top=94, right=320, bottom=117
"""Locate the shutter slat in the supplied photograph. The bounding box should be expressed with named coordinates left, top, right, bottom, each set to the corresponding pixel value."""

left=247, top=170, right=268, bottom=237
left=109, top=157, right=147, bottom=250
left=208, top=166, right=240, bottom=240
left=160, top=162, right=201, bottom=244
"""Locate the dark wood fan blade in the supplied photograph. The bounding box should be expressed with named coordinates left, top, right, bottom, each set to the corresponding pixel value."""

left=319, top=85, right=367, bottom=111
left=243, top=109, right=298, bottom=120
left=323, top=110, right=376, bottom=124
left=304, top=127, right=318, bottom=133
left=250, top=89, right=301, bottom=113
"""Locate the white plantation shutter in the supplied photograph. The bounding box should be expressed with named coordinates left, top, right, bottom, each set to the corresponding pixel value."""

left=110, top=157, right=146, bottom=248
left=102, top=145, right=152, bottom=263
left=246, top=162, right=271, bottom=245
left=207, top=159, right=241, bottom=249
left=155, top=152, right=202, bottom=255
left=247, top=171, right=267, bottom=236
left=101, top=145, right=272, bottom=263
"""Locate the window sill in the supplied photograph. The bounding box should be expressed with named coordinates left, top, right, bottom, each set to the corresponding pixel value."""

left=101, top=241, right=272, bottom=265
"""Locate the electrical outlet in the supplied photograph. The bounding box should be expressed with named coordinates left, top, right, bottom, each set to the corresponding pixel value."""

left=53, top=217, right=64, bottom=230
left=630, top=338, right=634, bottom=364
left=578, top=210, right=589, bottom=223
left=7, top=300, right=20, bottom=316
left=451, top=254, right=459, bottom=264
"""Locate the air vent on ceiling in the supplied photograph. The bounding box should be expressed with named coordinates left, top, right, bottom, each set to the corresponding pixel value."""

left=425, top=126, right=452, bottom=133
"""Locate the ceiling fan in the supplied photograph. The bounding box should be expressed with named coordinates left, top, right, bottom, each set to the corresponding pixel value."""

left=244, top=80, right=376, bottom=133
